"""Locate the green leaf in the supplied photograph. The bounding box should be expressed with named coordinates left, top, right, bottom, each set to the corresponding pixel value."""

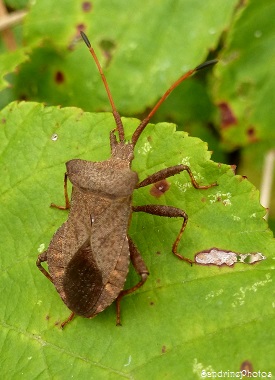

left=1, top=101, right=274, bottom=379
left=0, top=48, right=30, bottom=91
left=213, top=0, right=275, bottom=150
left=6, top=0, right=238, bottom=115
left=212, top=0, right=275, bottom=233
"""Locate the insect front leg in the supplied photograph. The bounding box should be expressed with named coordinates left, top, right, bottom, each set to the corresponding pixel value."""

left=36, top=250, right=53, bottom=283
left=51, top=172, right=70, bottom=210
left=136, top=164, right=217, bottom=190
left=133, top=205, right=193, bottom=264
left=116, top=237, right=149, bottom=326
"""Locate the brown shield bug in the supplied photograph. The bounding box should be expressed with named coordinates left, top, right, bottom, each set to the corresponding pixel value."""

left=37, top=31, right=218, bottom=328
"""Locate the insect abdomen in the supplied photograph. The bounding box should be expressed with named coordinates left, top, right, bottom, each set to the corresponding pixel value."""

left=63, top=238, right=104, bottom=316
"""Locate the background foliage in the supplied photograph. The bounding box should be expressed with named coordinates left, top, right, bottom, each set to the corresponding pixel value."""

left=1, top=0, right=275, bottom=379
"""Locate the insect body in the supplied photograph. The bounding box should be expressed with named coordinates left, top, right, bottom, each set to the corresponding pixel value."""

left=37, top=31, right=217, bottom=327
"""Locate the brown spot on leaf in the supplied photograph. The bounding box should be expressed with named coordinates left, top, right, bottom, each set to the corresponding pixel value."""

left=82, top=1, right=92, bottom=12
left=55, top=71, right=65, bottom=84
left=1, top=118, right=6, bottom=124
left=240, top=360, right=253, bottom=372
left=99, top=39, right=116, bottom=67
left=162, top=345, right=167, bottom=354
left=19, top=94, right=28, bottom=100
left=247, top=127, right=254, bottom=136
left=150, top=301, right=154, bottom=306
left=150, top=179, right=170, bottom=198
left=76, top=23, right=86, bottom=33
left=246, top=126, right=258, bottom=143
left=218, top=102, right=237, bottom=128
left=45, top=315, right=50, bottom=320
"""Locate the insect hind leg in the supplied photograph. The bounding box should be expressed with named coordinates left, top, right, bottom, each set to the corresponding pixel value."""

left=116, top=237, right=149, bottom=326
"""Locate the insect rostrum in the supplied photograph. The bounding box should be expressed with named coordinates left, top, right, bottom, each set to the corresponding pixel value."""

left=36, top=31, right=217, bottom=328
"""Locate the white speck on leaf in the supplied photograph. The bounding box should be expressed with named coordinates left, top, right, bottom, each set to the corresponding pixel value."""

left=193, top=358, right=214, bottom=376
left=51, top=133, right=58, bottom=141
left=37, top=243, right=45, bottom=253
left=205, top=289, right=224, bottom=301
left=208, top=191, right=232, bottom=206
left=232, top=215, right=241, bottom=221
left=232, top=273, right=272, bottom=307
left=137, top=141, right=152, bottom=155
left=124, top=355, right=132, bottom=367
left=192, top=171, right=205, bottom=182
left=175, top=180, right=191, bottom=193
left=181, top=156, right=191, bottom=166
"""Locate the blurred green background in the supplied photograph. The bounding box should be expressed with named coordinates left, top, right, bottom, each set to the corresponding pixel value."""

left=1, top=0, right=275, bottom=232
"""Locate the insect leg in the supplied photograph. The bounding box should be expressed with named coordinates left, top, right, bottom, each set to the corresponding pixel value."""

left=61, top=312, right=75, bottom=329
left=116, top=237, right=149, bottom=325
left=36, top=251, right=53, bottom=283
left=136, top=165, right=217, bottom=189
left=51, top=172, right=70, bottom=210
left=133, top=205, right=194, bottom=264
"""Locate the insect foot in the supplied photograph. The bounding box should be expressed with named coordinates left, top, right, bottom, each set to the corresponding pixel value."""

left=36, top=31, right=218, bottom=327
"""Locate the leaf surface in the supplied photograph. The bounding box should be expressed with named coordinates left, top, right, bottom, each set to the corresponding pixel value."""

left=0, top=102, right=274, bottom=379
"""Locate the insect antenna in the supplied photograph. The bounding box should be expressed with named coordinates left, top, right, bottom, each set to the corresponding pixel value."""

left=131, top=59, right=218, bottom=146
left=80, top=31, right=125, bottom=142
